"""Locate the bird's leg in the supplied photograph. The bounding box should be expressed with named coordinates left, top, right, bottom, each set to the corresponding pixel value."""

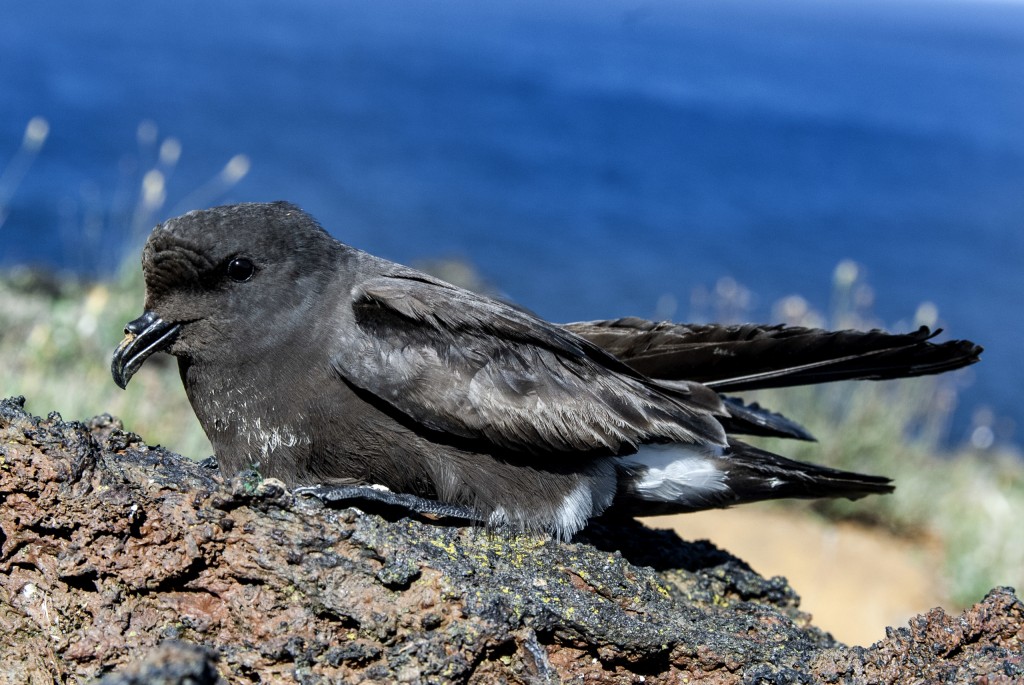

left=294, top=484, right=483, bottom=522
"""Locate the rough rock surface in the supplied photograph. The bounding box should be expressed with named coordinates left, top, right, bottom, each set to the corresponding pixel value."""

left=0, top=396, right=1021, bottom=684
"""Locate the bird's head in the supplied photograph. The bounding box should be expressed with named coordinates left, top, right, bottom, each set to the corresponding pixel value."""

left=112, top=201, right=341, bottom=388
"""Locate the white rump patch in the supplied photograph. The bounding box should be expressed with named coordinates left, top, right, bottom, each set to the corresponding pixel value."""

left=621, top=444, right=731, bottom=505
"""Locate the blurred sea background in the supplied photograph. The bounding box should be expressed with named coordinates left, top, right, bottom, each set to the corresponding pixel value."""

left=3, top=0, right=1024, bottom=644
left=3, top=0, right=1022, bottom=447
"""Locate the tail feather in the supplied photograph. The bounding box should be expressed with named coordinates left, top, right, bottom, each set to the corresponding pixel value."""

left=717, top=396, right=816, bottom=441
left=565, top=318, right=982, bottom=392
left=718, top=439, right=893, bottom=503
left=574, top=317, right=975, bottom=516
left=616, top=441, right=893, bottom=517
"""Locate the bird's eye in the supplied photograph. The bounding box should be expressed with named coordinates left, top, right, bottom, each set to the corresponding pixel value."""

left=226, top=257, right=255, bottom=283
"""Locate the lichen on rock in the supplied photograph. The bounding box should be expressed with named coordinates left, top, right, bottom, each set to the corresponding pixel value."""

left=1, top=396, right=1021, bottom=684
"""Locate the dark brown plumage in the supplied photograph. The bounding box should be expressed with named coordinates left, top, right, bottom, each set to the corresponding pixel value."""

left=568, top=318, right=981, bottom=391
left=111, top=202, right=982, bottom=539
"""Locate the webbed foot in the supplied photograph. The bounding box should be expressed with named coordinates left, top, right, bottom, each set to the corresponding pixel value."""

left=294, top=483, right=482, bottom=523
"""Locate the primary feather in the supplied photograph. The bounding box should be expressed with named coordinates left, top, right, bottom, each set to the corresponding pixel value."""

left=566, top=318, right=981, bottom=391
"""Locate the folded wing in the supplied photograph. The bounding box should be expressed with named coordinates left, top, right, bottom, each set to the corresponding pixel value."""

left=565, top=317, right=982, bottom=392
left=330, top=272, right=727, bottom=456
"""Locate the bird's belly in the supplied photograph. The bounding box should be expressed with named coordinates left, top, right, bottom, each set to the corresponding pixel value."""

left=187, top=361, right=619, bottom=537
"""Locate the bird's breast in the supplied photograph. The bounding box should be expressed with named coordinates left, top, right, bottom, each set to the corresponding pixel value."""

left=182, top=360, right=313, bottom=476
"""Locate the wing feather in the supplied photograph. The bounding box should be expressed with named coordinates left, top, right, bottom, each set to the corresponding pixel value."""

left=565, top=317, right=981, bottom=391
left=330, top=273, right=726, bottom=455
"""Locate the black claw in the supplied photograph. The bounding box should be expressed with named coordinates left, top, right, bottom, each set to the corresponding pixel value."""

left=198, top=456, right=220, bottom=470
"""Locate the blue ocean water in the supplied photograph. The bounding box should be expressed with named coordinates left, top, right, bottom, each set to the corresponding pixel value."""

left=2, top=0, right=1022, bottom=445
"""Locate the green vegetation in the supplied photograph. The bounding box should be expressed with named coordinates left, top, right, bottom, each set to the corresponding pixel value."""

left=1, top=118, right=249, bottom=460
left=0, top=266, right=212, bottom=459
left=747, top=378, right=1023, bottom=606
left=735, top=263, right=1023, bottom=606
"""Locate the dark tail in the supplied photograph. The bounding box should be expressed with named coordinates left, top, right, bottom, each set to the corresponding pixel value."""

left=565, top=318, right=982, bottom=392
left=719, top=439, right=894, bottom=503
left=615, top=440, right=894, bottom=517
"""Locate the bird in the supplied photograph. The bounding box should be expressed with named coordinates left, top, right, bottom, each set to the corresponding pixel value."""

left=111, top=202, right=982, bottom=540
